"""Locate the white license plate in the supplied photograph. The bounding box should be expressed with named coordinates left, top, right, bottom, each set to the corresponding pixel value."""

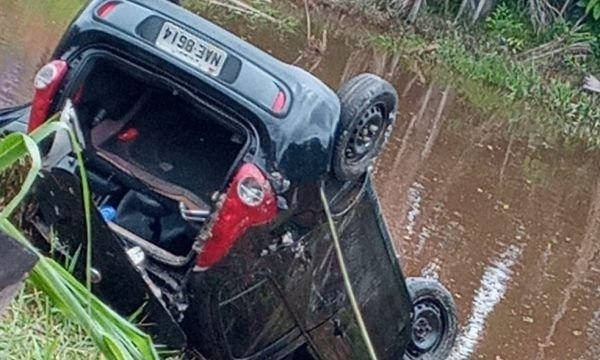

left=155, top=22, right=227, bottom=77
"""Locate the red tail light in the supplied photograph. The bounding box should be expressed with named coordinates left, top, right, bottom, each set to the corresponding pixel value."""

left=28, top=60, right=68, bottom=133
left=196, top=163, right=277, bottom=270
left=96, top=1, right=119, bottom=18
left=271, top=90, right=286, bottom=114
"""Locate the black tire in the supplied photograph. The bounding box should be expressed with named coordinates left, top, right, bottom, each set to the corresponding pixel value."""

left=404, top=277, right=458, bottom=360
left=333, top=74, right=398, bottom=181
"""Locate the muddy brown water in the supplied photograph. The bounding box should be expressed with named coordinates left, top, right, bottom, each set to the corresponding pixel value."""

left=1, top=1, right=599, bottom=359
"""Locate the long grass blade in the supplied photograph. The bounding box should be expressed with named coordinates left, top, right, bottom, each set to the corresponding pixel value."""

left=0, top=134, right=28, bottom=172
left=29, top=112, right=94, bottom=294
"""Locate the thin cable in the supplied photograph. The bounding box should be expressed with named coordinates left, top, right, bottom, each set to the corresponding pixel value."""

left=329, top=172, right=369, bottom=218
left=319, top=184, right=379, bottom=360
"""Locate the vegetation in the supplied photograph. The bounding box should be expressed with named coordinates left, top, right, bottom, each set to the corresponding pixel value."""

left=584, top=0, right=600, bottom=21
left=350, top=0, right=597, bottom=29
left=0, top=115, right=160, bottom=360
left=19, top=0, right=85, bottom=24
left=434, top=35, right=600, bottom=147
left=355, top=0, right=600, bottom=148
left=0, top=286, right=100, bottom=360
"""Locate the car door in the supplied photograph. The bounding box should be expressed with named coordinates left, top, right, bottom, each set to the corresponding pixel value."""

left=307, top=177, right=414, bottom=359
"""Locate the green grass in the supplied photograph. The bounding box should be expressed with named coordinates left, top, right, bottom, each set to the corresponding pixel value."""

left=21, top=0, right=86, bottom=25
left=0, top=286, right=101, bottom=360
left=436, top=36, right=600, bottom=148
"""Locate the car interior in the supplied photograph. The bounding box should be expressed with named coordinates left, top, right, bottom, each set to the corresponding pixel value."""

left=63, top=58, right=250, bottom=257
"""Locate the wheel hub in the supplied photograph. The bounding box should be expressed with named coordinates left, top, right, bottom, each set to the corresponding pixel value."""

left=409, top=300, right=444, bottom=354
left=344, top=104, right=384, bottom=162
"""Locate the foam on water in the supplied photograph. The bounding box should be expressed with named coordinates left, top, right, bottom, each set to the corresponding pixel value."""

left=448, top=244, right=522, bottom=360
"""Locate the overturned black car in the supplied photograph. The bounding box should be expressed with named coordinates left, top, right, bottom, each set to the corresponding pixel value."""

left=0, top=0, right=458, bottom=359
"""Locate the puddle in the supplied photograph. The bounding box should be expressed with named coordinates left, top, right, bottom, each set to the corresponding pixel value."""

left=0, top=0, right=599, bottom=358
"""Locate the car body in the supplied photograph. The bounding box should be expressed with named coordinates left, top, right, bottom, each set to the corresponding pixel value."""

left=0, top=1, right=457, bottom=359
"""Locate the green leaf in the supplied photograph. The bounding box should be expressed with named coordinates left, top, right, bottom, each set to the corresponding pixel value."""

left=0, top=133, right=41, bottom=220
left=103, top=335, right=135, bottom=360
left=66, top=245, right=82, bottom=274
left=43, top=338, right=60, bottom=360
left=127, top=302, right=148, bottom=323
left=0, top=133, right=27, bottom=172
left=586, top=0, right=599, bottom=13
left=594, top=4, right=600, bottom=19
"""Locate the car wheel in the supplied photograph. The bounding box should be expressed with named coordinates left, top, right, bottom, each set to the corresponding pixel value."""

left=333, top=73, right=398, bottom=181
left=403, top=277, right=458, bottom=360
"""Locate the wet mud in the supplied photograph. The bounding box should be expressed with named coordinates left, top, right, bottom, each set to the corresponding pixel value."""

left=0, top=1, right=598, bottom=358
